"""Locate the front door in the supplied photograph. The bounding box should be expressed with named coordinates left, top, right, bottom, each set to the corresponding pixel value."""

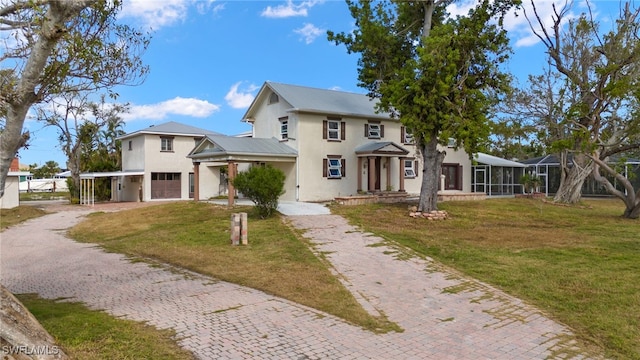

left=442, top=164, right=461, bottom=190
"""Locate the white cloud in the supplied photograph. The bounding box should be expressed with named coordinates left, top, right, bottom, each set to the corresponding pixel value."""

left=124, top=97, right=221, bottom=121
left=261, top=0, right=323, bottom=19
left=225, top=82, right=259, bottom=109
left=294, top=23, right=324, bottom=44
left=120, top=0, right=190, bottom=30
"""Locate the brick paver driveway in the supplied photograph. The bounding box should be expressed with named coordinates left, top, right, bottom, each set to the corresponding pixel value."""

left=1, top=203, right=596, bottom=359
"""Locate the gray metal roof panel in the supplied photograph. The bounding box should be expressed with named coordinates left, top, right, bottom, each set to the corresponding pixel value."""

left=119, top=121, right=222, bottom=140
left=190, top=136, right=298, bottom=157
left=267, top=82, right=393, bottom=119
left=474, top=153, right=527, bottom=167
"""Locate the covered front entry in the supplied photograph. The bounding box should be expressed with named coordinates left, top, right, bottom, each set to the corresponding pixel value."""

left=187, top=135, right=298, bottom=206
left=355, top=142, right=411, bottom=193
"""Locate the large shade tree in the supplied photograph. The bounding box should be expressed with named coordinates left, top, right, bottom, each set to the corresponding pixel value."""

left=526, top=1, right=640, bottom=217
left=0, top=0, right=149, bottom=198
left=36, top=93, right=129, bottom=202
left=328, top=0, right=518, bottom=212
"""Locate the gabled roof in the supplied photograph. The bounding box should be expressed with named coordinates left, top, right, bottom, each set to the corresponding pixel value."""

left=243, top=82, right=392, bottom=121
left=474, top=153, right=527, bottom=167
left=118, top=121, right=223, bottom=140
left=188, top=135, right=297, bottom=162
left=355, top=141, right=409, bottom=156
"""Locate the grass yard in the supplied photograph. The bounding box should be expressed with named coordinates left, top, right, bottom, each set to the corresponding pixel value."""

left=19, top=191, right=69, bottom=201
left=0, top=205, right=48, bottom=230
left=331, top=198, right=639, bottom=360
left=16, top=294, right=195, bottom=360
left=69, top=201, right=397, bottom=333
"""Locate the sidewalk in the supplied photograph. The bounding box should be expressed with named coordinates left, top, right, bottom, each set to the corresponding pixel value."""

left=1, top=206, right=595, bottom=359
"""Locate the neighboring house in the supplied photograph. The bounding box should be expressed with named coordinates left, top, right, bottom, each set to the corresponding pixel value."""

left=520, top=154, right=640, bottom=197
left=188, top=82, right=472, bottom=202
left=2, top=158, right=28, bottom=209
left=1, top=172, right=30, bottom=209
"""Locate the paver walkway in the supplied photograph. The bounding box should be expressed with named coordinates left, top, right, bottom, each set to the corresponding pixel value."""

left=1, top=205, right=595, bottom=359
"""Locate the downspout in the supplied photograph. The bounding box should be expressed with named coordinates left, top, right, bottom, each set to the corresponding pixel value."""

left=296, top=157, right=300, bottom=201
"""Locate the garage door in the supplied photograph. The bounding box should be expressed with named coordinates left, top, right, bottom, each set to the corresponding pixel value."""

left=151, top=172, right=181, bottom=199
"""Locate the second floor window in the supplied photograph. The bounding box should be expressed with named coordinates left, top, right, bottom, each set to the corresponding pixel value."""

left=366, top=123, right=383, bottom=139
left=280, top=118, right=288, bottom=140
left=161, top=137, right=173, bottom=152
left=327, top=120, right=340, bottom=140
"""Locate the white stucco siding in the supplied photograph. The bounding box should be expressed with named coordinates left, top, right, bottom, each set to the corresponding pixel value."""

left=122, top=136, right=145, bottom=171
left=142, top=134, right=200, bottom=201
left=198, top=165, right=222, bottom=200
left=1, top=176, right=20, bottom=209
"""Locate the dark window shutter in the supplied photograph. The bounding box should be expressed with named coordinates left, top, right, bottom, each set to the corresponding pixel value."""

left=381, top=124, right=385, bottom=138
left=458, top=165, right=463, bottom=190
left=401, top=126, right=405, bottom=143
left=415, top=160, right=419, bottom=175
left=341, top=122, right=346, bottom=140
left=341, top=159, right=346, bottom=178
left=323, top=158, right=327, bottom=177
left=364, top=123, right=368, bottom=137
left=323, top=121, right=327, bottom=140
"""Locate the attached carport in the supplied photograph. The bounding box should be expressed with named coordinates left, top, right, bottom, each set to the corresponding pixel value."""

left=79, top=170, right=144, bottom=205
left=187, top=135, right=297, bottom=206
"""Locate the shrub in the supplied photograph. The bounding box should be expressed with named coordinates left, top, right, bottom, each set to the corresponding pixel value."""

left=232, top=165, right=285, bottom=218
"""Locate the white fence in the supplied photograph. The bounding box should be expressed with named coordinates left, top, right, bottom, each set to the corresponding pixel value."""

left=19, top=179, right=69, bottom=192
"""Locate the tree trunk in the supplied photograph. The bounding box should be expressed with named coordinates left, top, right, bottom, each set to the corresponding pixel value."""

left=592, top=155, right=640, bottom=220
left=417, top=133, right=446, bottom=212
left=0, top=1, right=92, bottom=198
left=553, top=152, right=592, bottom=204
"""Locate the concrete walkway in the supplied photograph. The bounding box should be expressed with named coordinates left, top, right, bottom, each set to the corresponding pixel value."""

left=1, top=205, right=595, bottom=359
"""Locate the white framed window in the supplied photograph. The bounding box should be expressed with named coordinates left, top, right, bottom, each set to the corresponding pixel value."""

left=368, top=123, right=381, bottom=138
left=280, top=118, right=288, bottom=140
left=160, top=137, right=173, bottom=152
left=448, top=138, right=456, bottom=148
left=327, top=120, right=340, bottom=140
left=404, top=160, right=416, bottom=178
left=404, top=131, right=414, bottom=144
left=328, top=159, right=342, bottom=178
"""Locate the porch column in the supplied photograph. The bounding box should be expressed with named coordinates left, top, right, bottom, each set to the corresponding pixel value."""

left=368, top=156, right=376, bottom=192
left=399, top=157, right=406, bottom=192
left=227, top=161, right=236, bottom=207
left=386, top=157, right=391, bottom=190
left=193, top=162, right=200, bottom=201
left=357, top=157, right=362, bottom=192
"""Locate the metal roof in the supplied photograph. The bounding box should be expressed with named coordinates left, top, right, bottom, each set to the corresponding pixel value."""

left=188, top=135, right=297, bottom=160
left=245, top=82, right=393, bottom=120
left=118, top=121, right=223, bottom=140
left=80, top=170, right=144, bottom=179
left=474, top=153, right=527, bottom=167
left=355, top=141, right=409, bottom=156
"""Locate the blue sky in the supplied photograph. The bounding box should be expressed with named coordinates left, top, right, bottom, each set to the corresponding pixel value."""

left=16, top=0, right=622, bottom=168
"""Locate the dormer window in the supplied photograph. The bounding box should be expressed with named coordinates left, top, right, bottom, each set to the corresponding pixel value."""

left=269, top=92, right=279, bottom=104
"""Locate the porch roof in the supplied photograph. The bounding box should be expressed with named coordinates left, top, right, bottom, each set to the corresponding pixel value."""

left=474, top=153, right=527, bottom=167
left=354, top=141, right=409, bottom=157
left=187, top=135, right=298, bottom=163
left=80, top=170, right=144, bottom=179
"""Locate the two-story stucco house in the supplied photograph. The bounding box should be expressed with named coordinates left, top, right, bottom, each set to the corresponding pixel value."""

left=187, top=82, right=472, bottom=203
left=106, top=121, right=224, bottom=202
